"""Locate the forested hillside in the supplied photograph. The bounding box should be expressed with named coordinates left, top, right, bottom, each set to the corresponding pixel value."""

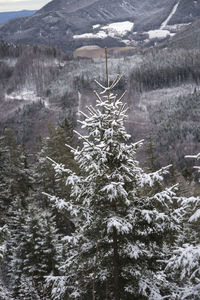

left=0, top=57, right=200, bottom=299
left=1, top=42, right=200, bottom=171
left=1, top=0, right=200, bottom=298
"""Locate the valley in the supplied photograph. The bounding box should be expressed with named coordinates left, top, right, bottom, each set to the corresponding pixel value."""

left=1, top=1, right=200, bottom=299
left=1, top=42, right=200, bottom=171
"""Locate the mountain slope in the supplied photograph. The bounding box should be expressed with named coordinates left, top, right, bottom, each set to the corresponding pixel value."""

left=162, top=18, right=200, bottom=49
left=0, top=0, right=199, bottom=52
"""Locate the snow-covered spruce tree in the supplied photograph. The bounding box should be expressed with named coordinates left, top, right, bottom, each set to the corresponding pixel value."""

left=46, top=51, right=183, bottom=300
left=34, top=121, right=76, bottom=235
left=0, top=226, right=11, bottom=300
left=0, top=129, right=31, bottom=225
left=0, top=225, right=8, bottom=261
left=8, top=202, right=62, bottom=300
left=165, top=154, right=200, bottom=299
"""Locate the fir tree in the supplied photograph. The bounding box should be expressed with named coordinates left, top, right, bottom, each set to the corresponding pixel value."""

left=46, top=51, right=183, bottom=300
left=34, top=121, right=76, bottom=234
left=165, top=153, right=200, bottom=299
left=0, top=226, right=8, bottom=261
left=0, top=129, right=31, bottom=224
left=0, top=226, right=10, bottom=300
left=8, top=201, right=61, bottom=300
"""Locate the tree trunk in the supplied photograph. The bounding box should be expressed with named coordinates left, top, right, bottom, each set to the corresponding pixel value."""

left=113, top=227, right=120, bottom=300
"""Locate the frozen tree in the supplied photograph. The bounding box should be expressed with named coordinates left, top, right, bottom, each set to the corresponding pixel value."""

left=46, top=51, right=183, bottom=300
left=165, top=154, right=200, bottom=299
left=0, top=130, right=31, bottom=225
left=8, top=201, right=61, bottom=300
left=34, top=121, right=77, bottom=234
left=0, top=226, right=11, bottom=300
left=0, top=225, right=8, bottom=261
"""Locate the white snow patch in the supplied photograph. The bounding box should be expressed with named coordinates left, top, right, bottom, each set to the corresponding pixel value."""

left=121, top=39, right=132, bottom=45
left=76, top=45, right=101, bottom=50
left=189, top=209, right=200, bottom=222
left=73, top=31, right=107, bottom=40
left=148, top=29, right=171, bottom=39
left=102, top=21, right=134, bottom=37
left=93, top=24, right=100, bottom=29
left=5, top=89, right=41, bottom=102
left=74, top=21, right=134, bottom=40
left=77, top=91, right=82, bottom=117
left=0, top=58, right=17, bottom=67
left=164, top=23, right=191, bottom=32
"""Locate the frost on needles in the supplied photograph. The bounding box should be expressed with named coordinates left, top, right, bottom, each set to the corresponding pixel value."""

left=46, top=52, right=192, bottom=300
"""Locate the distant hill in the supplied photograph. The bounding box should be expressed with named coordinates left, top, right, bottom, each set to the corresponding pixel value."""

left=0, top=10, right=36, bottom=24
left=0, top=0, right=200, bottom=52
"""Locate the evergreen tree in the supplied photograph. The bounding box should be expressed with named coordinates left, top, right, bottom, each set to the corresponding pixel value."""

left=0, top=129, right=31, bottom=224
left=0, top=130, right=31, bottom=300
left=7, top=197, right=26, bottom=299
left=34, top=121, right=76, bottom=234
left=46, top=53, right=183, bottom=300
left=165, top=153, right=200, bottom=299
left=8, top=201, right=61, bottom=300
left=35, top=120, right=75, bottom=200
left=0, top=226, right=11, bottom=300
left=0, top=226, right=8, bottom=261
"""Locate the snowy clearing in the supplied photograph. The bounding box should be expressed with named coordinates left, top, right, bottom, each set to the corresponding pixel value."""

left=148, top=29, right=172, bottom=39
left=73, top=31, right=107, bottom=39
left=5, top=89, right=41, bottom=102
left=74, top=21, right=134, bottom=40
left=101, top=21, right=134, bottom=37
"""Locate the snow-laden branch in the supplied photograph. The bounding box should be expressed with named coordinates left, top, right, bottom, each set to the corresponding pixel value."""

left=94, top=74, right=122, bottom=96
left=185, top=153, right=200, bottom=160
left=46, top=156, right=73, bottom=174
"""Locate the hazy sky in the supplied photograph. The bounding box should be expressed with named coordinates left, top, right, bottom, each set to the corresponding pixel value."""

left=0, top=0, right=51, bottom=12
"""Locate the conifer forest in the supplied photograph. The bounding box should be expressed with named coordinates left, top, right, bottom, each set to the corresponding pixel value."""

left=0, top=47, right=200, bottom=300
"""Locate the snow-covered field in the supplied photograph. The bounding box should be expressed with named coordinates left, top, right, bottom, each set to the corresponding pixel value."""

left=147, top=29, right=173, bottom=39
left=73, top=21, right=134, bottom=40
left=5, top=89, right=41, bottom=102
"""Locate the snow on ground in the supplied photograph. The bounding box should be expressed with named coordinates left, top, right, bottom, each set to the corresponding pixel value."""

left=73, top=31, right=107, bottom=39
left=143, top=0, right=183, bottom=41
left=92, top=24, right=100, bottom=29
left=148, top=29, right=173, bottom=39
left=76, top=45, right=101, bottom=50
left=42, top=58, right=66, bottom=68
left=1, top=58, right=18, bottom=67
left=101, top=21, right=134, bottom=38
left=160, top=0, right=181, bottom=29
left=164, top=23, right=191, bottom=32
left=5, top=89, right=42, bottom=102
left=74, top=21, right=134, bottom=40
